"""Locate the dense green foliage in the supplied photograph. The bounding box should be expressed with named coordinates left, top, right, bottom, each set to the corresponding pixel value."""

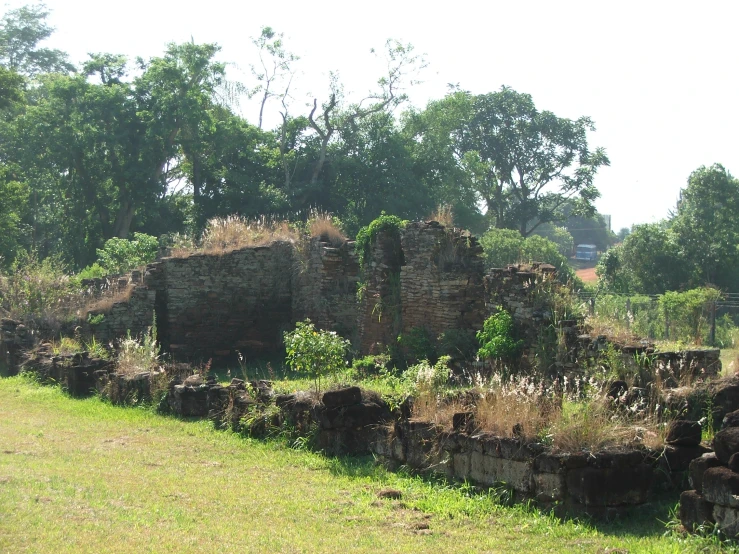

left=476, top=310, right=524, bottom=363
left=354, top=213, right=408, bottom=267
left=283, top=319, right=351, bottom=390
left=597, top=165, right=739, bottom=294
left=479, top=228, right=578, bottom=283
left=0, top=4, right=611, bottom=272
left=591, top=287, right=727, bottom=345
left=94, top=233, right=159, bottom=275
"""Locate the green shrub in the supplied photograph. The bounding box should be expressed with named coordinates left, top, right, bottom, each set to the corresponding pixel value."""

left=405, top=355, right=452, bottom=393
left=283, top=319, right=351, bottom=391
left=96, top=233, right=158, bottom=275
left=355, top=212, right=407, bottom=268
left=0, top=251, right=75, bottom=325
left=351, top=354, right=390, bottom=377
left=75, top=263, right=107, bottom=282
left=476, top=310, right=524, bottom=363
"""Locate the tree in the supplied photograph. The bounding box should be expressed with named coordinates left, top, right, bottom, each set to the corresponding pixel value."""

left=671, top=164, right=739, bottom=289
left=0, top=66, right=23, bottom=108
left=0, top=164, right=28, bottom=265
left=135, top=42, right=229, bottom=231
left=0, top=4, right=74, bottom=76
left=602, top=224, right=688, bottom=294
left=304, top=40, right=426, bottom=189
left=479, top=227, right=576, bottom=283
left=249, top=26, right=299, bottom=131
left=531, top=224, right=574, bottom=257
left=410, top=87, right=609, bottom=236
left=616, top=227, right=631, bottom=241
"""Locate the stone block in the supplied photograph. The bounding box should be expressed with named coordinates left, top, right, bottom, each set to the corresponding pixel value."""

left=714, top=427, right=739, bottom=464
left=481, top=454, right=533, bottom=493
left=723, top=409, right=739, bottom=429
left=453, top=451, right=471, bottom=480
left=666, top=420, right=702, bottom=447
left=689, top=452, right=721, bottom=493
left=714, top=504, right=739, bottom=538
left=662, top=444, right=711, bottom=472
left=565, top=464, right=652, bottom=506
left=534, top=472, right=567, bottom=502
left=679, top=490, right=714, bottom=532
left=702, top=467, right=739, bottom=508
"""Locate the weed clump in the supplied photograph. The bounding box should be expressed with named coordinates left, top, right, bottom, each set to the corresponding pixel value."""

left=307, top=210, right=346, bottom=246
left=201, top=215, right=298, bottom=254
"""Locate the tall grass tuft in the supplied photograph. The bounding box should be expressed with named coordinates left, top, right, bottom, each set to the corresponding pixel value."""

left=200, top=215, right=299, bottom=254
left=307, top=210, right=346, bottom=246
left=116, top=327, right=160, bottom=376
left=428, top=204, right=454, bottom=227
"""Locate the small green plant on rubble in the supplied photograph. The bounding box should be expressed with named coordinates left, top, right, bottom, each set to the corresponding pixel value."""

left=476, top=309, right=524, bottom=375
left=116, top=318, right=160, bottom=376
left=283, top=319, right=350, bottom=392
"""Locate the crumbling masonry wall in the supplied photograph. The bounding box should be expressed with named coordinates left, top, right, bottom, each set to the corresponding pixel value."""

left=399, top=222, right=486, bottom=340
left=79, top=224, right=563, bottom=361
left=84, top=240, right=360, bottom=361
left=292, top=238, right=360, bottom=336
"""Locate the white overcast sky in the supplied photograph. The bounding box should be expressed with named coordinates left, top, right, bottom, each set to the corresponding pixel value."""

left=7, top=0, right=739, bottom=231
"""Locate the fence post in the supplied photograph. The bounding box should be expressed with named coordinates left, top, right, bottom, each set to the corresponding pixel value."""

left=710, top=300, right=717, bottom=346
left=664, top=305, right=670, bottom=340
left=625, top=298, right=631, bottom=331
left=589, top=297, right=595, bottom=316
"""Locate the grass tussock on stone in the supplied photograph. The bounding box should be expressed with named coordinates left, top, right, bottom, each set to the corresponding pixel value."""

left=308, top=210, right=346, bottom=247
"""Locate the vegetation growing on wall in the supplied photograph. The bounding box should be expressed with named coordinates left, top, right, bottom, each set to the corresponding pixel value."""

left=354, top=213, right=408, bottom=269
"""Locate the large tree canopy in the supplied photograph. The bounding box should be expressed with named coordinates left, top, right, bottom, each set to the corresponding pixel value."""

left=0, top=3, right=74, bottom=75
left=408, top=87, right=609, bottom=236
left=671, top=164, right=739, bottom=289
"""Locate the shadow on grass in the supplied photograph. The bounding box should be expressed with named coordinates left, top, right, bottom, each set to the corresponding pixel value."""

left=317, top=450, right=684, bottom=541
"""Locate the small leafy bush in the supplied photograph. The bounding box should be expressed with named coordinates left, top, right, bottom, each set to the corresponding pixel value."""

left=351, top=353, right=390, bottom=377
left=406, top=355, right=452, bottom=392
left=75, top=263, right=107, bottom=282
left=283, top=319, right=351, bottom=391
left=477, top=310, right=524, bottom=363
left=0, top=251, right=76, bottom=326
left=355, top=212, right=407, bottom=268
left=96, top=233, right=159, bottom=275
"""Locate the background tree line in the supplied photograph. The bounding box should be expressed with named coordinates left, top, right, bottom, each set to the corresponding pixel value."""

left=0, top=3, right=615, bottom=273
left=597, top=164, right=739, bottom=294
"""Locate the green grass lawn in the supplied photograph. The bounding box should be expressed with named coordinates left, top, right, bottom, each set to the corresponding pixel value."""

left=0, top=376, right=735, bottom=553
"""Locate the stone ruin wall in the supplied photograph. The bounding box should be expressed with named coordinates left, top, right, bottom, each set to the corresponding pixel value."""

left=356, top=230, right=405, bottom=353
left=4, top=221, right=725, bottom=381
left=399, top=222, right=486, bottom=340
left=157, top=243, right=294, bottom=360
left=82, top=238, right=360, bottom=361
left=291, top=238, right=360, bottom=337
left=44, top=224, right=574, bottom=362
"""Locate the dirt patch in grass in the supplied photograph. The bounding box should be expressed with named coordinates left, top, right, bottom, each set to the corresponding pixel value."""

left=576, top=266, right=598, bottom=284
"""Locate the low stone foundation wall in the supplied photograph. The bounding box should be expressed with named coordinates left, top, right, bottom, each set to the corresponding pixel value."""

left=371, top=419, right=704, bottom=516
left=681, top=409, right=739, bottom=536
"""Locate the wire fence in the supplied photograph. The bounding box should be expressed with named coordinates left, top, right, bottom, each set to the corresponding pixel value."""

left=576, top=291, right=739, bottom=348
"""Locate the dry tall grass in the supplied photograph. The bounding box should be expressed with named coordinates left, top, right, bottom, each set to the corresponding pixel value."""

left=201, top=215, right=298, bottom=254
left=82, top=285, right=134, bottom=315
left=115, top=331, right=160, bottom=376
left=308, top=210, right=346, bottom=246
left=428, top=204, right=454, bottom=227
left=412, top=372, right=666, bottom=451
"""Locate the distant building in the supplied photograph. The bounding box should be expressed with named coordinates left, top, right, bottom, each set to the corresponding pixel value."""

left=575, top=244, right=598, bottom=261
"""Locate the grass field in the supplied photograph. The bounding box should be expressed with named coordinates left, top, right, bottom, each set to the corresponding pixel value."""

left=0, top=376, right=736, bottom=553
